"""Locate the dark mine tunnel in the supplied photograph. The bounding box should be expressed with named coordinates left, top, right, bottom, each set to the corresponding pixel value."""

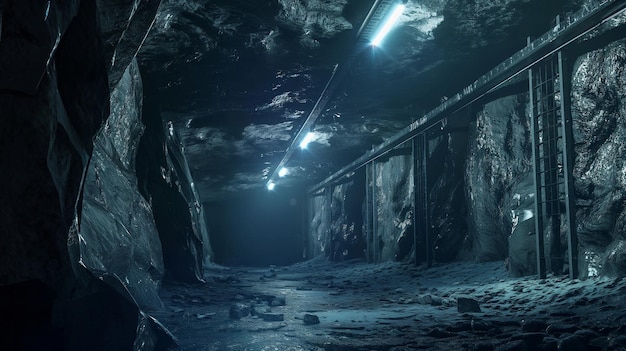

left=3, top=1, right=626, bottom=350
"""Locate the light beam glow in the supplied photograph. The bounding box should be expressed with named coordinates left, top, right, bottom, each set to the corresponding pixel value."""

left=299, top=132, right=315, bottom=149
left=279, top=167, right=288, bottom=177
left=371, top=4, right=405, bottom=47
left=267, top=182, right=275, bottom=191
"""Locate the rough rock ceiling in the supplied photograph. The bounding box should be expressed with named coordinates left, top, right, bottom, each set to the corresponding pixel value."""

left=137, top=0, right=578, bottom=202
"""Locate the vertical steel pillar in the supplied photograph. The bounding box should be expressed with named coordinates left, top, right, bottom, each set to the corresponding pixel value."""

left=542, top=57, right=563, bottom=274
left=413, top=133, right=431, bottom=267
left=558, top=51, right=579, bottom=279
left=371, top=160, right=379, bottom=263
left=529, top=66, right=547, bottom=279
left=325, top=185, right=333, bottom=259
left=365, top=161, right=374, bottom=262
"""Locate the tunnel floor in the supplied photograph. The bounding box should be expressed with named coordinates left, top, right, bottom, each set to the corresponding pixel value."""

left=153, top=258, right=626, bottom=350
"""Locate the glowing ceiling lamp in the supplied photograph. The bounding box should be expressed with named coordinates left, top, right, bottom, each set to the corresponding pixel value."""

left=267, top=181, right=275, bottom=191
left=299, top=132, right=315, bottom=149
left=278, top=167, right=288, bottom=177
left=371, top=3, right=405, bottom=47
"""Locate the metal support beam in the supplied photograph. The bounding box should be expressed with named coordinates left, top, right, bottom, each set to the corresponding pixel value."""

left=558, top=51, right=579, bottom=279
left=309, top=0, right=626, bottom=195
left=413, top=133, right=431, bottom=267
left=325, top=185, right=333, bottom=259
left=365, top=161, right=374, bottom=262
left=529, top=65, right=547, bottom=280
left=371, top=161, right=379, bottom=263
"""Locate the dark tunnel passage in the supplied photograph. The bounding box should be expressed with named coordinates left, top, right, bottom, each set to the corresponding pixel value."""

left=2, top=1, right=626, bottom=350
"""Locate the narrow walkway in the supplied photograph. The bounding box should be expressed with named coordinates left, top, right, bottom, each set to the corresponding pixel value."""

left=154, top=258, right=626, bottom=350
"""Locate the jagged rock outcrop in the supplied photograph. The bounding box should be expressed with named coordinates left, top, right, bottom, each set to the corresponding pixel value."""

left=329, top=173, right=366, bottom=261
left=80, top=59, right=164, bottom=309
left=1, top=0, right=177, bottom=349
left=465, top=95, right=532, bottom=264
left=374, top=149, right=415, bottom=262
left=572, top=37, right=626, bottom=278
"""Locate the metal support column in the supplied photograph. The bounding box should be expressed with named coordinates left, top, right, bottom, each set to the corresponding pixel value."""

left=325, top=185, right=333, bottom=259
left=371, top=161, right=379, bottom=263
left=530, top=43, right=578, bottom=278
left=365, top=161, right=374, bottom=262
left=529, top=64, right=547, bottom=279
left=558, top=51, right=579, bottom=279
left=413, top=133, right=431, bottom=267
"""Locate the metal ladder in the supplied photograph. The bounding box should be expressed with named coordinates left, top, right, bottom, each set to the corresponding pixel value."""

left=529, top=49, right=578, bottom=279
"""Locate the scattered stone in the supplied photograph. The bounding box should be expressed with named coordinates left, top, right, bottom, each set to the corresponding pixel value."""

left=426, top=328, right=455, bottom=338
left=511, top=332, right=549, bottom=346
left=229, top=303, right=250, bottom=319
left=446, top=321, right=472, bottom=332
left=520, top=319, right=548, bottom=332
left=195, top=312, right=214, bottom=320
left=470, top=341, right=495, bottom=351
left=494, top=339, right=528, bottom=351
left=271, top=296, right=286, bottom=306
left=257, top=312, right=285, bottom=322
left=419, top=294, right=433, bottom=305
left=609, top=335, right=626, bottom=348
left=430, top=295, right=443, bottom=306
left=252, top=305, right=271, bottom=315
left=457, top=297, right=482, bottom=313
left=471, top=319, right=493, bottom=332
left=545, top=323, right=579, bottom=335
left=303, top=313, right=320, bottom=325
left=557, top=334, right=587, bottom=351
left=589, top=336, right=609, bottom=350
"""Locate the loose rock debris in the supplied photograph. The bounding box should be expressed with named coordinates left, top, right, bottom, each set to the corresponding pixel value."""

left=153, top=258, right=626, bottom=350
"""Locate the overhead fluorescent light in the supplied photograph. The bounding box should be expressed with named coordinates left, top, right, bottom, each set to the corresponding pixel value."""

left=299, top=132, right=315, bottom=149
left=267, top=182, right=276, bottom=191
left=279, top=167, right=288, bottom=177
left=371, top=4, right=405, bottom=47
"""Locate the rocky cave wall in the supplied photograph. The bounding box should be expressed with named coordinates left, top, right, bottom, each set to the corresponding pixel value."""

left=0, top=0, right=209, bottom=348
left=309, top=193, right=331, bottom=258
left=308, top=172, right=365, bottom=261
left=572, top=35, right=626, bottom=278
left=464, top=94, right=534, bottom=275
left=329, top=173, right=366, bottom=261
left=306, top=13, right=626, bottom=278
left=374, top=147, right=415, bottom=263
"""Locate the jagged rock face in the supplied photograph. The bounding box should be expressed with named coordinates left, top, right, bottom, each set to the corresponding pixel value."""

left=572, top=38, right=626, bottom=277
left=374, top=150, right=415, bottom=262
left=429, top=129, right=470, bottom=263
left=329, top=174, right=366, bottom=261
left=465, top=96, right=532, bottom=263
left=1, top=0, right=177, bottom=349
left=80, top=59, right=164, bottom=310
left=309, top=193, right=331, bottom=258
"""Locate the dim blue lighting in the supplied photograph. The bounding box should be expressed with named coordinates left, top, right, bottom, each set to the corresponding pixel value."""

left=371, top=4, right=405, bottom=47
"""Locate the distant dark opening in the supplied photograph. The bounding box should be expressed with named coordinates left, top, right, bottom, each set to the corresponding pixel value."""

left=207, top=189, right=305, bottom=266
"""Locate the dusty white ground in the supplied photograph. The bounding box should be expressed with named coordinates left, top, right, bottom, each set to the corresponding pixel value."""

left=153, top=257, right=626, bottom=350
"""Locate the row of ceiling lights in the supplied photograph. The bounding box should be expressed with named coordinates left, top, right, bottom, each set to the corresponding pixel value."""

left=267, top=1, right=407, bottom=191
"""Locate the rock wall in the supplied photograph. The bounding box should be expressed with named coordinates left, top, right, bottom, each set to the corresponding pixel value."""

left=429, top=127, right=470, bottom=263
left=0, top=0, right=176, bottom=349
left=309, top=193, right=331, bottom=258
left=572, top=37, right=626, bottom=278
left=375, top=150, right=415, bottom=262
left=308, top=172, right=365, bottom=261
left=465, top=96, right=532, bottom=264
left=329, top=173, right=366, bottom=261
left=80, top=59, right=164, bottom=309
